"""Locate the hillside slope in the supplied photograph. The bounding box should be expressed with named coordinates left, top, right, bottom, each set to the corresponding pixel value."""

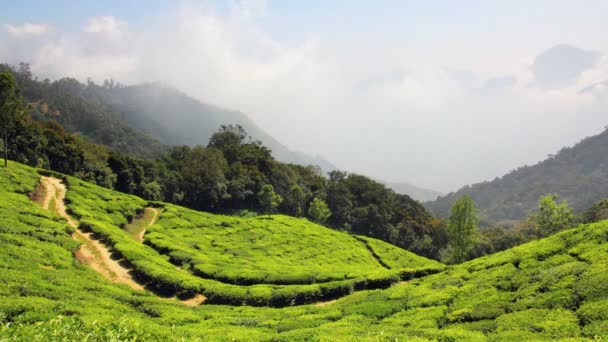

left=426, top=127, right=608, bottom=224
left=83, top=82, right=337, bottom=172
left=1, top=161, right=607, bottom=340
left=1, top=64, right=166, bottom=159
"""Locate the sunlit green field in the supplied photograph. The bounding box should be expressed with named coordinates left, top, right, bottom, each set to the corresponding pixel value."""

left=62, top=174, right=443, bottom=306
left=145, top=203, right=441, bottom=285
left=1, top=161, right=607, bottom=340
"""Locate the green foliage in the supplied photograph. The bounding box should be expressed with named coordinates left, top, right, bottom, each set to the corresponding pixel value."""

left=258, top=184, right=283, bottom=216
left=530, top=194, right=575, bottom=237
left=582, top=198, right=608, bottom=224
left=0, top=70, right=26, bottom=167
left=444, top=195, right=479, bottom=263
left=307, top=197, right=331, bottom=224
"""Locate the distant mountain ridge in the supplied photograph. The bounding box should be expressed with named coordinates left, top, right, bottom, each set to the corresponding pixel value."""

left=83, top=83, right=336, bottom=173
left=425, top=127, right=608, bottom=225
left=380, top=180, right=442, bottom=202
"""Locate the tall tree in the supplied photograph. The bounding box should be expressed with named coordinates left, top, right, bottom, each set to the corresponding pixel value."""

left=531, top=194, right=575, bottom=237
left=289, top=184, right=306, bottom=217
left=444, top=195, right=478, bottom=263
left=308, top=197, right=332, bottom=225
left=258, top=184, right=283, bottom=217
left=0, top=71, right=25, bottom=167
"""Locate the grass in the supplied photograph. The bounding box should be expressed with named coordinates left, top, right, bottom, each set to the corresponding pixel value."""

left=0, top=161, right=607, bottom=340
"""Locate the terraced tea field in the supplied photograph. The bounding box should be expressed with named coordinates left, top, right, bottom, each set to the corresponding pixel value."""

left=62, top=172, right=443, bottom=306
left=145, top=203, right=441, bottom=285
left=1, top=161, right=607, bottom=340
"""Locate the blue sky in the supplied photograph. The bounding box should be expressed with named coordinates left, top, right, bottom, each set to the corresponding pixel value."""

left=1, top=1, right=607, bottom=191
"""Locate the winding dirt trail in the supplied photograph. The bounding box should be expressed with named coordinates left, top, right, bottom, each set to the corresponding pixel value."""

left=36, top=176, right=206, bottom=306
left=38, top=176, right=143, bottom=290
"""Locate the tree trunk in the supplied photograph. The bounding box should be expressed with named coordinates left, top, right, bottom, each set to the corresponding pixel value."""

left=3, top=129, right=7, bottom=167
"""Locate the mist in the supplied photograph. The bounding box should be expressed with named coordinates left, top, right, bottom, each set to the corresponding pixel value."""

left=1, top=0, right=607, bottom=192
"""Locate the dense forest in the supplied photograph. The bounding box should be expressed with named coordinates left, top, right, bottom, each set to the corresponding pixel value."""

left=426, top=127, right=608, bottom=226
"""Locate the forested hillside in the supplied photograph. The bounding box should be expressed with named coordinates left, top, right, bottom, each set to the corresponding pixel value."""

left=78, top=81, right=336, bottom=173
left=1, top=63, right=166, bottom=159
left=426, top=127, right=608, bottom=225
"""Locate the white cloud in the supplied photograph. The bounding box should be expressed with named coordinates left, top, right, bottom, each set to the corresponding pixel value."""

left=5, top=23, right=50, bottom=37
left=84, top=16, right=127, bottom=37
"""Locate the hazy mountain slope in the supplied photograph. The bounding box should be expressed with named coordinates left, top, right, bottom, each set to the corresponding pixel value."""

left=425, top=127, right=608, bottom=224
left=1, top=64, right=166, bottom=159
left=382, top=180, right=442, bottom=202
left=84, top=83, right=336, bottom=172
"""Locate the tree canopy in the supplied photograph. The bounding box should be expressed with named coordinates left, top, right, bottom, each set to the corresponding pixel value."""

left=444, top=195, right=479, bottom=263
left=308, top=197, right=331, bottom=224
left=0, top=70, right=25, bottom=167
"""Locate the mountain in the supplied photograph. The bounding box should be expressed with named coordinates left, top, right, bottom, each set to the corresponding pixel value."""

left=381, top=180, right=442, bottom=202
left=425, top=127, right=608, bottom=225
left=83, top=82, right=336, bottom=172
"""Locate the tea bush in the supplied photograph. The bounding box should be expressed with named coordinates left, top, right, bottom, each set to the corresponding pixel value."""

left=1, top=161, right=608, bottom=340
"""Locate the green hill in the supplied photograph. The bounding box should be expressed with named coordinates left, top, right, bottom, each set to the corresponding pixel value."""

left=63, top=167, right=442, bottom=306
left=426, top=127, right=608, bottom=225
left=1, top=161, right=607, bottom=340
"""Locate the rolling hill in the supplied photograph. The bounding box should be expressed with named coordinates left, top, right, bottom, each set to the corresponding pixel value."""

left=1, top=160, right=607, bottom=340
left=425, top=127, right=608, bottom=225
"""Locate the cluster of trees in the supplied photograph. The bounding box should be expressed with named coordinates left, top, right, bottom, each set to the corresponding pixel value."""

left=443, top=193, right=584, bottom=263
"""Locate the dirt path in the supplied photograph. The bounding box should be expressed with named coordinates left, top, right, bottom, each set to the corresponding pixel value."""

left=36, top=176, right=206, bottom=306
left=313, top=299, right=337, bottom=307
left=38, top=176, right=143, bottom=290
left=137, top=208, right=158, bottom=242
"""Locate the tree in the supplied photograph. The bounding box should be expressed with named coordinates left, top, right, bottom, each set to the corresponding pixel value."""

left=0, top=70, right=25, bottom=167
left=289, top=185, right=306, bottom=217
left=531, top=194, right=575, bottom=237
left=444, top=195, right=478, bottom=263
left=258, top=184, right=283, bottom=217
left=308, top=197, right=331, bottom=225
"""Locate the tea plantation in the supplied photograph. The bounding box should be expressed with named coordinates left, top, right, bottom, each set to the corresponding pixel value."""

left=1, top=161, right=607, bottom=340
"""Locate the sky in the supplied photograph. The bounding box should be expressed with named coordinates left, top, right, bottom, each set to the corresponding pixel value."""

left=1, top=0, right=607, bottom=192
